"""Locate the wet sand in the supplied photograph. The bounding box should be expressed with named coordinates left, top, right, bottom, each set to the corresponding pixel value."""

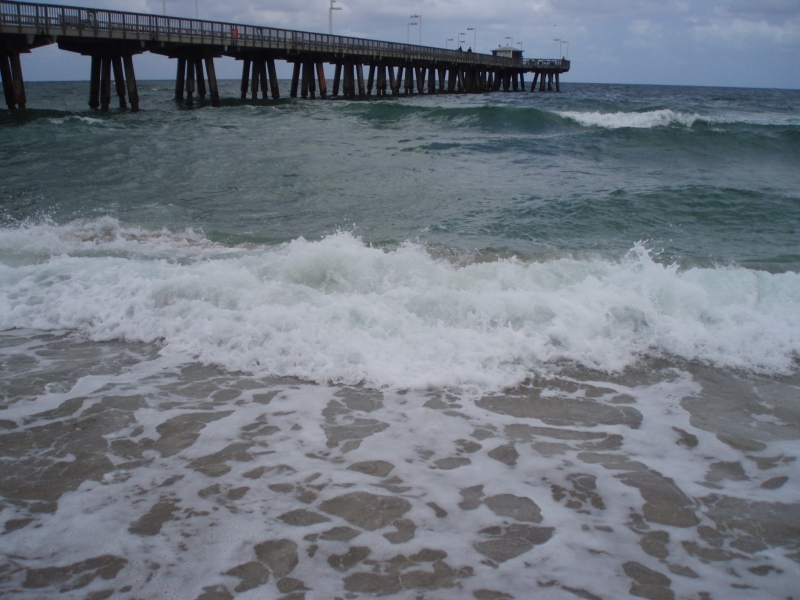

left=1, top=332, right=799, bottom=599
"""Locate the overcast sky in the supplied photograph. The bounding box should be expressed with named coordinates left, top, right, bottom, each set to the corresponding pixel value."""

left=18, top=0, right=800, bottom=88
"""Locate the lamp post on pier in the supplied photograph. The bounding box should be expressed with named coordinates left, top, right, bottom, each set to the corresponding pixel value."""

left=407, top=20, right=418, bottom=44
left=466, top=27, right=476, bottom=51
left=410, top=14, right=421, bottom=44
left=458, top=32, right=466, bottom=48
left=329, top=0, right=341, bottom=35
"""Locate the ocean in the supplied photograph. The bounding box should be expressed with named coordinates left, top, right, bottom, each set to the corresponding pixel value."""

left=1, top=80, right=799, bottom=599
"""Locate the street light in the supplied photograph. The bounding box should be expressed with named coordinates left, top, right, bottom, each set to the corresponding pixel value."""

left=329, top=0, right=341, bottom=35
left=195, top=0, right=198, bottom=19
left=458, top=32, right=466, bottom=48
left=162, top=1, right=166, bottom=16
left=446, top=38, right=453, bottom=49
left=466, top=27, right=476, bottom=51
left=410, top=14, right=421, bottom=44
left=408, top=20, right=418, bottom=44
left=563, top=40, right=569, bottom=59
left=505, top=36, right=513, bottom=47
left=554, top=38, right=563, bottom=57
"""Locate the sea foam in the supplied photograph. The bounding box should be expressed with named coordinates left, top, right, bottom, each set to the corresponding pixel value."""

left=1, top=219, right=798, bottom=392
left=557, top=109, right=700, bottom=129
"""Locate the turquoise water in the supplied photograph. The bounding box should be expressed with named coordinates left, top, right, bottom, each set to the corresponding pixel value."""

left=1, top=82, right=799, bottom=600
left=3, top=82, right=799, bottom=266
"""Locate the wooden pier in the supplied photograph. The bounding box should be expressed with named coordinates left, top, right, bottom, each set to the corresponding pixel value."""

left=0, top=1, right=570, bottom=111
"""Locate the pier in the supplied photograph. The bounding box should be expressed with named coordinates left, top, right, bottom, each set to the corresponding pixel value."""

left=0, top=1, right=570, bottom=111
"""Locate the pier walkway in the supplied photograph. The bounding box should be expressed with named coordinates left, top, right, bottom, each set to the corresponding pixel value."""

left=1, top=1, right=570, bottom=110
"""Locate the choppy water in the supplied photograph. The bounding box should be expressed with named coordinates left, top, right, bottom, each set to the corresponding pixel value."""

left=1, top=81, right=799, bottom=600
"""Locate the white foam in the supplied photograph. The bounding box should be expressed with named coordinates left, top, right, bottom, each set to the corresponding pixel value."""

left=558, top=109, right=700, bottom=129
left=557, top=108, right=800, bottom=130
left=48, top=115, right=107, bottom=126
left=1, top=219, right=798, bottom=393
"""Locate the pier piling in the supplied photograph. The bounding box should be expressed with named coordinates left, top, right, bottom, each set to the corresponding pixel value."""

left=333, top=63, right=342, bottom=96
left=123, top=55, right=140, bottom=111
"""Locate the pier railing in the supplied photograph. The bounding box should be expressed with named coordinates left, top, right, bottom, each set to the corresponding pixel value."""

left=1, top=1, right=569, bottom=70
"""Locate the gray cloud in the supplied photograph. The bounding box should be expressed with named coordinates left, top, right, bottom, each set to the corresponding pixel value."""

left=12, top=0, right=800, bottom=87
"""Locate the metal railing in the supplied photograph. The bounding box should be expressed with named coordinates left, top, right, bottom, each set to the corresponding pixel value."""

left=1, top=1, right=569, bottom=71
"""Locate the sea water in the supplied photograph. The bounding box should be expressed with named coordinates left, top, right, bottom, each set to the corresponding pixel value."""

left=1, top=81, right=799, bottom=599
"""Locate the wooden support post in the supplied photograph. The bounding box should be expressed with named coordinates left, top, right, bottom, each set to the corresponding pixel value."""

left=9, top=53, right=26, bottom=109
left=405, top=65, right=413, bottom=95
left=503, top=72, right=510, bottom=92
left=258, top=60, right=269, bottom=99
left=343, top=62, right=353, bottom=97
left=316, top=62, right=327, bottom=99
left=240, top=59, right=251, bottom=99
left=390, top=66, right=399, bottom=95
left=531, top=72, right=539, bottom=92
left=204, top=56, right=220, bottom=107
left=376, top=65, right=385, bottom=96
left=100, top=56, right=112, bottom=111
left=308, top=62, right=317, bottom=98
left=251, top=58, right=260, bottom=99
left=438, top=68, right=446, bottom=92
left=555, top=72, right=560, bottom=92
left=356, top=63, right=365, bottom=97
left=428, top=67, right=436, bottom=94
left=512, top=72, right=519, bottom=91
left=300, top=62, right=309, bottom=99
left=539, top=71, right=546, bottom=91
left=184, top=57, right=195, bottom=106
left=0, top=55, right=15, bottom=110
left=268, top=59, right=280, bottom=99
left=347, top=63, right=357, bottom=98
left=447, top=68, right=456, bottom=93
left=290, top=61, right=301, bottom=98
left=333, top=63, right=342, bottom=96
left=520, top=72, right=525, bottom=90
left=123, top=55, right=140, bottom=111
left=548, top=72, right=553, bottom=91
left=416, top=67, right=425, bottom=94
left=457, top=68, right=465, bottom=93
left=176, top=57, right=186, bottom=101
left=88, top=55, right=101, bottom=109
left=110, top=55, right=127, bottom=109
left=195, top=58, right=207, bottom=100
left=367, top=65, right=375, bottom=96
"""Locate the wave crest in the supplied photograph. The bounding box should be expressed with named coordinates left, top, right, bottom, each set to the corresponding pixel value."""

left=1, top=221, right=798, bottom=392
left=557, top=109, right=700, bottom=129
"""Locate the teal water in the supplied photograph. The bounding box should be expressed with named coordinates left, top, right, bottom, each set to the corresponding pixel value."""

left=3, top=82, right=799, bottom=267
left=1, top=83, right=799, bottom=600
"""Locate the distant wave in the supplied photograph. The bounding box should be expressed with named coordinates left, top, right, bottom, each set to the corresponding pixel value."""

left=2, top=219, right=798, bottom=393
left=49, top=115, right=107, bottom=126
left=557, top=109, right=700, bottom=129
left=556, top=109, right=800, bottom=130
